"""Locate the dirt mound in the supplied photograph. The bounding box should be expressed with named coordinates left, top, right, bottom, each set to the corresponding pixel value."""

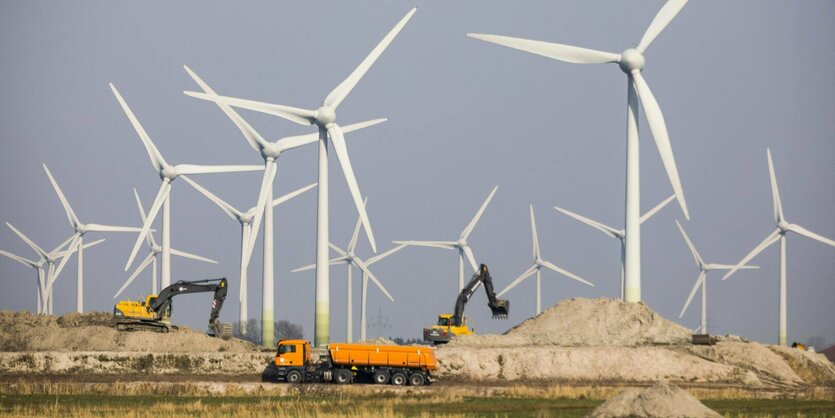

left=356, top=337, right=397, bottom=345
left=449, top=298, right=690, bottom=347
left=587, top=381, right=721, bottom=418
left=0, top=311, right=259, bottom=353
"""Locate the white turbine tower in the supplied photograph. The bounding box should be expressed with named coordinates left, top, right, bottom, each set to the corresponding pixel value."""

left=110, top=84, right=263, bottom=292
left=42, top=164, right=143, bottom=313
left=293, top=199, right=404, bottom=342
left=4, top=223, right=103, bottom=314
left=181, top=176, right=316, bottom=335
left=554, top=195, right=674, bottom=300
left=184, top=8, right=417, bottom=346
left=395, top=186, right=498, bottom=292
left=182, top=66, right=384, bottom=347
left=498, top=206, right=594, bottom=314
left=721, top=149, right=835, bottom=346
left=675, top=220, right=757, bottom=334
left=113, top=188, right=219, bottom=299
left=469, top=0, right=691, bottom=303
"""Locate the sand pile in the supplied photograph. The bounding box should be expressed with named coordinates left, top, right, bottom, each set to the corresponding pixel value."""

left=0, top=311, right=259, bottom=353
left=449, top=298, right=690, bottom=347
left=587, top=381, right=721, bottom=418
left=356, top=337, right=397, bottom=345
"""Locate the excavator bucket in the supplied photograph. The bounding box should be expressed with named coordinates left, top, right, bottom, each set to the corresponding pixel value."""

left=209, top=322, right=233, bottom=340
left=488, top=299, right=509, bottom=319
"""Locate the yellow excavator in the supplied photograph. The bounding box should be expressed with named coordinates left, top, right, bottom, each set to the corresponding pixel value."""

left=423, top=264, right=509, bottom=344
left=113, top=277, right=232, bottom=339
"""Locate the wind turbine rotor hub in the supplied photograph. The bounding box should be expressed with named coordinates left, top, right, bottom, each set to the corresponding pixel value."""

left=152, top=244, right=161, bottom=253
left=315, top=106, right=336, bottom=126
left=240, top=213, right=253, bottom=224
left=457, top=239, right=466, bottom=248
left=262, top=143, right=282, bottom=159
left=160, top=166, right=178, bottom=181
left=778, top=221, right=790, bottom=232
left=76, top=225, right=87, bottom=234
left=619, top=48, right=645, bottom=73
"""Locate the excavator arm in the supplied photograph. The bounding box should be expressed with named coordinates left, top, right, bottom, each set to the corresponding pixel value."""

left=452, top=264, right=509, bottom=327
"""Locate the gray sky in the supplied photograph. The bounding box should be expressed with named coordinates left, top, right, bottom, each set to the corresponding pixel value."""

left=1, top=1, right=833, bottom=346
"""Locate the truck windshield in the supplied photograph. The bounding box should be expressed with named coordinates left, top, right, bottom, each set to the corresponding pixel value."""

left=278, top=344, right=296, bottom=354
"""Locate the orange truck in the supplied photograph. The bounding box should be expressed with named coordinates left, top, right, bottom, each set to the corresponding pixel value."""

left=263, top=339, right=437, bottom=386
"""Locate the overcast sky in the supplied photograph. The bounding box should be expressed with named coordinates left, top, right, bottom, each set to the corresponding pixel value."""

left=1, top=1, right=833, bottom=346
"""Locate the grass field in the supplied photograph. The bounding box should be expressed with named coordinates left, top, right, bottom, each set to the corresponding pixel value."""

left=1, top=392, right=834, bottom=417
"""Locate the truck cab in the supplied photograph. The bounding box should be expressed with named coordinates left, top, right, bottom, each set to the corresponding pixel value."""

left=423, top=314, right=474, bottom=344
left=275, top=339, right=311, bottom=367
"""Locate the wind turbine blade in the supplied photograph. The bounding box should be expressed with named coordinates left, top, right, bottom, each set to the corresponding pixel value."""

left=675, top=220, right=703, bottom=267
left=324, top=8, right=417, bottom=109
left=5, top=223, right=48, bottom=259
left=328, top=124, right=376, bottom=252
left=0, top=250, right=38, bottom=268
left=180, top=176, right=242, bottom=221
left=292, top=257, right=348, bottom=273
left=245, top=160, right=277, bottom=259
left=497, top=265, right=537, bottom=297
left=788, top=224, right=835, bottom=248
left=704, top=263, right=758, bottom=270
left=133, top=188, right=155, bottom=248
left=467, top=34, right=621, bottom=64
left=55, top=238, right=106, bottom=257
left=125, top=181, right=170, bottom=270
left=50, top=235, right=76, bottom=255
left=328, top=243, right=348, bottom=257
left=529, top=205, right=540, bottom=259
left=348, top=198, right=368, bottom=252
left=272, top=183, right=317, bottom=208
left=85, top=224, right=142, bottom=233
left=766, top=148, right=784, bottom=223
left=184, top=91, right=315, bottom=126
left=392, top=240, right=457, bottom=250
left=640, top=195, right=675, bottom=224
left=110, top=83, right=167, bottom=170
left=341, top=118, right=388, bottom=135
left=353, top=257, right=394, bottom=302
left=637, top=0, right=689, bottom=53
left=114, top=253, right=155, bottom=299
left=542, top=260, right=594, bottom=287
left=48, top=235, right=81, bottom=289
left=183, top=65, right=268, bottom=151
left=42, top=164, right=80, bottom=227
left=169, top=248, right=217, bottom=264
left=679, top=270, right=704, bottom=319
left=721, top=229, right=781, bottom=280
left=366, top=243, right=407, bottom=265
left=176, top=164, right=263, bottom=176
left=462, top=186, right=498, bottom=240
left=631, top=72, right=689, bottom=220
left=553, top=206, right=620, bottom=239
left=462, top=246, right=478, bottom=272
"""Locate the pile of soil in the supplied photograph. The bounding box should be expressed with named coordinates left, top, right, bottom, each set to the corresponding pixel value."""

left=448, top=298, right=690, bottom=347
left=587, top=381, right=721, bottom=418
left=0, top=311, right=259, bottom=353
left=356, top=337, right=397, bottom=345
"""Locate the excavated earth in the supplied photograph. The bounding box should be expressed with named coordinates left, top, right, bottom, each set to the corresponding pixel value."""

left=587, top=381, right=722, bottom=418
left=434, top=298, right=835, bottom=389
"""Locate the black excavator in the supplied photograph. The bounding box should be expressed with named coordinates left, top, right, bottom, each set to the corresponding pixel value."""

left=423, top=264, right=509, bottom=344
left=113, top=277, right=232, bottom=339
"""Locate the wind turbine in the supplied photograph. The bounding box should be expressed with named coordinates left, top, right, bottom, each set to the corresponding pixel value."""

left=498, top=206, right=594, bottom=314
left=469, top=0, right=691, bottom=303
left=675, top=220, right=757, bottom=335
left=182, top=66, right=384, bottom=347
left=293, top=199, right=404, bottom=342
left=184, top=8, right=417, bottom=346
left=4, top=223, right=103, bottom=314
left=395, top=186, right=498, bottom=292
left=721, top=149, right=835, bottom=346
left=113, top=188, right=219, bottom=299
left=554, top=195, right=674, bottom=300
left=181, top=175, right=316, bottom=335
left=42, top=164, right=143, bottom=313
left=110, top=84, right=263, bottom=292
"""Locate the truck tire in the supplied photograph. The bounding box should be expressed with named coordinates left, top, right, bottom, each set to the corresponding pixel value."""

left=334, top=369, right=352, bottom=385
left=408, top=372, right=426, bottom=386
left=372, top=370, right=390, bottom=385
left=286, top=370, right=303, bottom=384
left=390, top=372, right=407, bottom=386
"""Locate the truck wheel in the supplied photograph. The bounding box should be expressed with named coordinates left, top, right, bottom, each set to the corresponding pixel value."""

left=372, top=370, right=390, bottom=385
left=408, top=372, right=426, bottom=386
left=390, top=372, right=407, bottom=386
left=286, top=370, right=303, bottom=384
left=334, top=369, right=352, bottom=385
